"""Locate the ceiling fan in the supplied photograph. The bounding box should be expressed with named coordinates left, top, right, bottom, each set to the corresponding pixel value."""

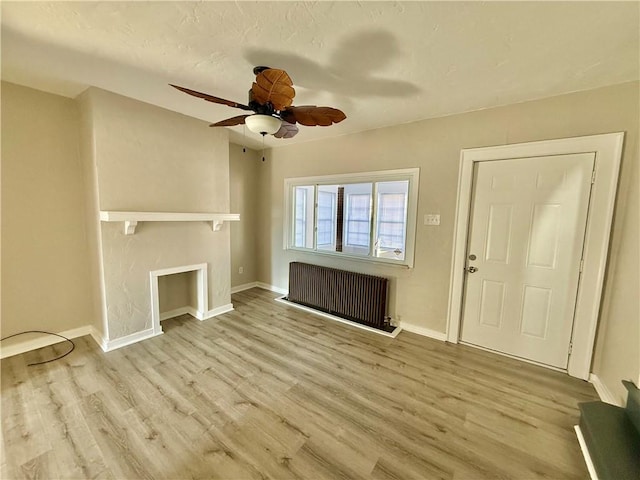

left=170, top=66, right=346, bottom=139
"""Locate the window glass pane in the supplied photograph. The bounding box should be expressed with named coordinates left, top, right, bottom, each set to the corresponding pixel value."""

left=375, top=181, right=409, bottom=260
left=317, top=185, right=338, bottom=251
left=343, top=183, right=372, bottom=255
left=293, top=186, right=314, bottom=248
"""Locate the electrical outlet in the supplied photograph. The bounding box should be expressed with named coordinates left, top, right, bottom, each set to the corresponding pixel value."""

left=238, top=266, right=244, bottom=274
left=424, top=214, right=441, bottom=226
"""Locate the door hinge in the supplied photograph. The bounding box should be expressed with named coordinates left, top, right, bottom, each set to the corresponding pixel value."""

left=591, top=169, right=597, bottom=184
left=568, top=342, right=573, bottom=355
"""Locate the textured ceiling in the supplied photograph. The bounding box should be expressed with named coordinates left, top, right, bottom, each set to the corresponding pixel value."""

left=2, top=1, right=638, bottom=148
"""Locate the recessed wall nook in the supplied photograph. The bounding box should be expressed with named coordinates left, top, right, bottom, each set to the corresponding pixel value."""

left=150, top=263, right=229, bottom=337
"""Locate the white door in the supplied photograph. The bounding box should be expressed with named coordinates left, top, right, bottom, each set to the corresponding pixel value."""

left=460, top=153, right=595, bottom=368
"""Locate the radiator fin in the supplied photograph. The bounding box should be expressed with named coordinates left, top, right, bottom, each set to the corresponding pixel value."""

left=288, top=262, right=388, bottom=329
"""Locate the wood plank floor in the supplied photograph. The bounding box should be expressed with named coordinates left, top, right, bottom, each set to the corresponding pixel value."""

left=1, top=287, right=597, bottom=479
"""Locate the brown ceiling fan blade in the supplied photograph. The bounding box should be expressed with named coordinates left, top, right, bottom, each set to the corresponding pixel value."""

left=251, top=68, right=295, bottom=111
left=209, top=115, right=249, bottom=127
left=281, top=106, right=346, bottom=127
left=170, top=84, right=252, bottom=111
left=273, top=122, right=299, bottom=139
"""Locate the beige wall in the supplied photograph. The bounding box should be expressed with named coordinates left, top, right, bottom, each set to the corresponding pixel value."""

left=158, top=271, right=194, bottom=314
left=90, top=88, right=230, bottom=213
left=229, top=143, right=260, bottom=288
left=259, top=81, right=639, bottom=396
left=1, top=81, right=94, bottom=338
left=81, top=88, right=231, bottom=340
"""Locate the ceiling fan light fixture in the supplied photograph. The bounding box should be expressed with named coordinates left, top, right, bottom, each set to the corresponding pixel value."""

left=245, top=114, right=282, bottom=135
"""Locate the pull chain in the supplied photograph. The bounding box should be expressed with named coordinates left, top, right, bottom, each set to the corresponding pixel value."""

left=262, top=134, right=266, bottom=161
left=242, top=124, right=246, bottom=153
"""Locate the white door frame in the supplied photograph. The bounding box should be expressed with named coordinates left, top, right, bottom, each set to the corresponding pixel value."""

left=446, top=133, right=624, bottom=379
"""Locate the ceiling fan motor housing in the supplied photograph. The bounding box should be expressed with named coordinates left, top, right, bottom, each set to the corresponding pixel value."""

left=247, top=89, right=278, bottom=116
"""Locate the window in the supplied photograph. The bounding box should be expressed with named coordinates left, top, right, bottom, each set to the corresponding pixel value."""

left=284, top=169, right=419, bottom=266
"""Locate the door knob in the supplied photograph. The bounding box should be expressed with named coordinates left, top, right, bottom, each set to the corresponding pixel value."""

left=466, top=266, right=478, bottom=273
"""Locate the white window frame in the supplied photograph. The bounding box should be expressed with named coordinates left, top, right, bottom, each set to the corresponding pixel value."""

left=283, top=168, right=420, bottom=267
left=293, top=187, right=307, bottom=247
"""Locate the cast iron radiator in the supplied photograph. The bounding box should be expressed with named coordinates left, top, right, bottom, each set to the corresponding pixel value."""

left=288, top=262, right=389, bottom=329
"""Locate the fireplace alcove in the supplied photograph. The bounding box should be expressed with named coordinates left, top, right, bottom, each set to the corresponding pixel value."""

left=150, top=263, right=209, bottom=336
left=94, top=211, right=239, bottom=351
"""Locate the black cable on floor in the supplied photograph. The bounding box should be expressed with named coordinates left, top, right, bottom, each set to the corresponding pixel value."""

left=0, top=330, right=75, bottom=366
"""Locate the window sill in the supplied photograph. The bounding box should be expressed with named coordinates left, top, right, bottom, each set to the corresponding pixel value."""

left=286, top=246, right=413, bottom=269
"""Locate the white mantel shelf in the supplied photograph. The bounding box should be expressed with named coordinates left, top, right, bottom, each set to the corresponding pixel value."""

left=99, top=211, right=240, bottom=235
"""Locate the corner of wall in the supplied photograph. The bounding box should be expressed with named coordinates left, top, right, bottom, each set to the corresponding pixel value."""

left=229, top=143, right=262, bottom=288
left=77, top=90, right=109, bottom=340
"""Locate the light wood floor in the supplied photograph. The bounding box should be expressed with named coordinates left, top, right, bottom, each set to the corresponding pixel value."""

left=2, top=287, right=597, bottom=479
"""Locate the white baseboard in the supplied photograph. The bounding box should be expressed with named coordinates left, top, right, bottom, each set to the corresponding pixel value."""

left=0, top=325, right=94, bottom=359
left=231, top=282, right=258, bottom=294
left=94, top=303, right=233, bottom=354
left=98, top=327, right=163, bottom=352
left=256, top=282, right=288, bottom=295
left=160, top=306, right=193, bottom=321
left=230, top=282, right=288, bottom=296
left=589, top=373, right=621, bottom=406
left=90, top=327, right=107, bottom=351
left=187, top=306, right=206, bottom=320
left=574, top=425, right=599, bottom=480
left=1, top=301, right=235, bottom=359
left=201, top=303, right=234, bottom=319
left=275, top=296, right=401, bottom=338
left=400, top=322, right=447, bottom=342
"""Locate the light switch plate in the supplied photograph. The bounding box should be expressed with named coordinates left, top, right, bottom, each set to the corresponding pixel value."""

left=424, top=214, right=441, bottom=226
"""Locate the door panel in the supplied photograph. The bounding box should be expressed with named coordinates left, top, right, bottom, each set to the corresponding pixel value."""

left=485, top=204, right=513, bottom=263
left=527, top=203, right=561, bottom=268
left=520, top=285, right=552, bottom=338
left=478, top=280, right=506, bottom=328
left=460, top=153, right=594, bottom=368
